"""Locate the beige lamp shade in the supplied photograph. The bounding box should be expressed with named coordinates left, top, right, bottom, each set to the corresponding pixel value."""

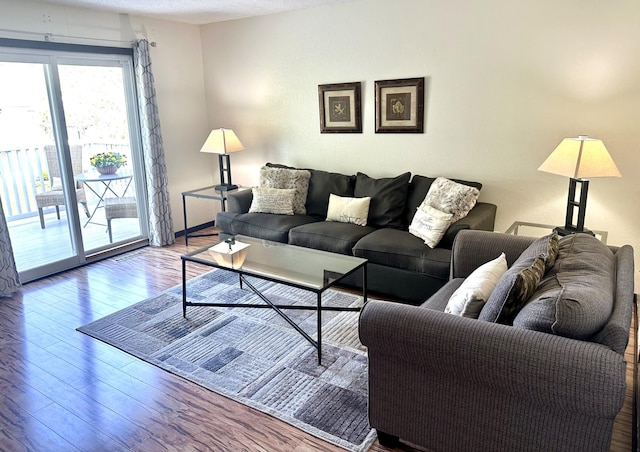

left=538, top=135, right=621, bottom=179
left=199, top=128, right=245, bottom=155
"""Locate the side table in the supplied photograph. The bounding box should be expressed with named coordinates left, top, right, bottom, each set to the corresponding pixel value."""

left=182, top=185, right=248, bottom=245
left=505, top=221, right=608, bottom=244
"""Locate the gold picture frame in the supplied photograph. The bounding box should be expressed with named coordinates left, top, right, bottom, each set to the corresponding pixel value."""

left=318, top=82, right=362, bottom=133
left=375, top=77, right=424, bottom=133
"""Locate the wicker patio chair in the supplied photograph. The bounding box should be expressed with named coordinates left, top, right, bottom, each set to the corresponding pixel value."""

left=104, top=196, right=138, bottom=243
left=35, top=145, right=90, bottom=228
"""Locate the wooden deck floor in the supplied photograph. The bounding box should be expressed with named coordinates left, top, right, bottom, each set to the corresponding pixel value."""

left=8, top=208, right=142, bottom=273
left=0, top=227, right=635, bottom=451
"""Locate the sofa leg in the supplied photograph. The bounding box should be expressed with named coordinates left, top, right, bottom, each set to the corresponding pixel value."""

left=376, top=430, right=399, bottom=448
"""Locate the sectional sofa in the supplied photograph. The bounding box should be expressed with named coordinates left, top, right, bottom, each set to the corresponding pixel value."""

left=215, top=164, right=497, bottom=303
left=360, top=230, right=635, bottom=452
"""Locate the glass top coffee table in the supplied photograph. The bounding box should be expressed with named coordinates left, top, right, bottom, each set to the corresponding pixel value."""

left=181, top=235, right=368, bottom=364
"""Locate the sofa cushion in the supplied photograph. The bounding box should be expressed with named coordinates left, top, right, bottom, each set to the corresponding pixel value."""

left=249, top=187, right=296, bottom=215
left=289, top=221, right=376, bottom=255
left=325, top=194, right=371, bottom=226
left=408, top=205, right=454, bottom=248
left=353, top=172, right=411, bottom=229
left=513, top=233, right=616, bottom=340
left=404, top=175, right=483, bottom=227
left=352, top=228, right=452, bottom=280
left=228, top=212, right=319, bottom=243
left=306, top=169, right=356, bottom=219
left=479, top=233, right=558, bottom=324
left=259, top=166, right=311, bottom=215
left=444, top=253, right=508, bottom=319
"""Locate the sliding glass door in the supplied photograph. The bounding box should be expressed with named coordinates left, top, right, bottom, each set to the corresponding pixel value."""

left=0, top=43, right=148, bottom=282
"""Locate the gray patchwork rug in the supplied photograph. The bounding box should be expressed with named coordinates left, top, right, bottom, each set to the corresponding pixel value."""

left=77, top=269, right=376, bottom=452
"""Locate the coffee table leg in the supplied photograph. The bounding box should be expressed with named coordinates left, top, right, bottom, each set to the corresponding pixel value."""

left=317, top=292, right=322, bottom=365
left=182, top=258, right=187, bottom=317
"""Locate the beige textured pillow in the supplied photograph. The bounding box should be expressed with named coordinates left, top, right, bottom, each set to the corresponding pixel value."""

left=326, top=194, right=371, bottom=226
left=445, top=253, right=508, bottom=318
left=422, top=177, right=480, bottom=222
left=259, top=167, right=311, bottom=214
left=408, top=205, right=454, bottom=248
left=249, top=187, right=296, bottom=215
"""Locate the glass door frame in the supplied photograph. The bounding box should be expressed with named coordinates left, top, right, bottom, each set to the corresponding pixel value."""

left=0, top=39, right=149, bottom=282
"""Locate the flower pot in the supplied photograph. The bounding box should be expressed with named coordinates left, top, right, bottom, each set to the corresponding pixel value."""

left=97, top=165, right=118, bottom=175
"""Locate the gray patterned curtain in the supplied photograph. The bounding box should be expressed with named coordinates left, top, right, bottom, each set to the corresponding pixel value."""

left=0, top=197, right=20, bottom=297
left=133, top=39, right=175, bottom=246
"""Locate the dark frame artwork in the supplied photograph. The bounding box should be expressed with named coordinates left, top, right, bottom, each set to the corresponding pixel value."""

left=375, top=77, right=424, bottom=133
left=318, top=82, right=362, bottom=133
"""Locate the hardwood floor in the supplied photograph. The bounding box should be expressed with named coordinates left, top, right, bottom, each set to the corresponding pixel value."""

left=1, top=227, right=635, bottom=452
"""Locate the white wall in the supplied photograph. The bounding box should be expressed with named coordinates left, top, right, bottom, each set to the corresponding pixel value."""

left=0, top=0, right=214, bottom=229
left=200, top=0, right=640, bottom=288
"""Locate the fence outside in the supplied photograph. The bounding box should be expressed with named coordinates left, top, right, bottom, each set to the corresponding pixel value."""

left=0, top=143, right=130, bottom=222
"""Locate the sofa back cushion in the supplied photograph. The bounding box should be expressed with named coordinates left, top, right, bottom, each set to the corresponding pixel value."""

left=513, top=233, right=616, bottom=340
left=306, top=169, right=356, bottom=219
left=404, top=175, right=482, bottom=227
left=354, top=171, right=411, bottom=229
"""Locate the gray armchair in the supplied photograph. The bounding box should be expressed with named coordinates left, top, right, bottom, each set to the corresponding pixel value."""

left=359, top=230, right=634, bottom=452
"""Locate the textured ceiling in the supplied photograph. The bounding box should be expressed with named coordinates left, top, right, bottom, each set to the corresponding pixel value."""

left=37, top=0, right=352, bottom=25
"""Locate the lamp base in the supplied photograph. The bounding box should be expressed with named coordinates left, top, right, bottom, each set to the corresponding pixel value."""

left=214, top=183, right=238, bottom=192
left=553, top=226, right=595, bottom=237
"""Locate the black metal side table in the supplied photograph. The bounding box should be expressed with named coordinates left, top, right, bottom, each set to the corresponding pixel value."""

left=181, top=185, right=247, bottom=245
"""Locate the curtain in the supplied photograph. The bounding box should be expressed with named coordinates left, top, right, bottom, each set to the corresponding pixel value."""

left=133, top=39, right=175, bottom=246
left=0, top=196, right=20, bottom=297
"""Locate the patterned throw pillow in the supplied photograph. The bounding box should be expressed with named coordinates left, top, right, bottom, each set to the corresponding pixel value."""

left=259, top=167, right=311, bottom=215
left=408, top=205, right=454, bottom=248
left=497, top=256, right=546, bottom=323
left=325, top=194, right=371, bottom=226
left=422, top=177, right=480, bottom=222
left=248, top=187, right=296, bottom=215
left=480, top=233, right=559, bottom=324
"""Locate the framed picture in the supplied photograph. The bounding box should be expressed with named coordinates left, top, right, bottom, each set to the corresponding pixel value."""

left=375, top=77, right=424, bottom=133
left=318, top=82, right=362, bottom=133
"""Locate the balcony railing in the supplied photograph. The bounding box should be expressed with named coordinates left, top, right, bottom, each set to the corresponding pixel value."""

left=1, top=143, right=130, bottom=222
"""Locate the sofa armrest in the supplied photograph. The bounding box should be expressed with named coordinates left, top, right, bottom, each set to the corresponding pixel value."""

left=226, top=189, right=253, bottom=213
left=359, top=300, right=627, bottom=418
left=439, top=202, right=497, bottom=248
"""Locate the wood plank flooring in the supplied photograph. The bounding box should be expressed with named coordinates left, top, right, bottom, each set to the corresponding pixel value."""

left=1, top=227, right=635, bottom=452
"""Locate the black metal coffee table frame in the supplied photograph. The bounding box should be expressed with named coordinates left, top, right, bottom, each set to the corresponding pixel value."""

left=181, top=241, right=367, bottom=365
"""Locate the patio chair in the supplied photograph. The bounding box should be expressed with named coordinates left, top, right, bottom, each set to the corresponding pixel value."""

left=104, top=196, right=138, bottom=243
left=35, top=145, right=90, bottom=228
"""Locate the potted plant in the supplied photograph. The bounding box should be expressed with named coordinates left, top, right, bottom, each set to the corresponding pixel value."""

left=90, top=152, right=127, bottom=175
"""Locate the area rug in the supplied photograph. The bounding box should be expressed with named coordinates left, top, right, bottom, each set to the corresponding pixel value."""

left=77, top=269, right=376, bottom=452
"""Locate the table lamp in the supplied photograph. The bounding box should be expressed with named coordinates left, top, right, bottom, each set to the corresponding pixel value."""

left=200, top=128, right=245, bottom=191
left=538, top=135, right=621, bottom=236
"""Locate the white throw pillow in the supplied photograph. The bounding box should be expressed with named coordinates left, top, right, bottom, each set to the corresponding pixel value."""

left=445, top=253, right=508, bottom=319
left=249, top=187, right=296, bottom=215
left=408, top=205, right=453, bottom=248
left=422, top=177, right=480, bottom=222
left=326, top=193, right=371, bottom=226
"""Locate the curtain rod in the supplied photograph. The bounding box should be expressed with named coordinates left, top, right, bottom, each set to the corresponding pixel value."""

left=0, top=27, right=157, bottom=47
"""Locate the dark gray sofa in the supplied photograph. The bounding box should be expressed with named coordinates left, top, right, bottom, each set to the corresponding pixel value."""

left=360, top=230, right=635, bottom=452
left=216, top=165, right=497, bottom=303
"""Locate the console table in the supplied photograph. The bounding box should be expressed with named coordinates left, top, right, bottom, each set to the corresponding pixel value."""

left=182, top=185, right=247, bottom=245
